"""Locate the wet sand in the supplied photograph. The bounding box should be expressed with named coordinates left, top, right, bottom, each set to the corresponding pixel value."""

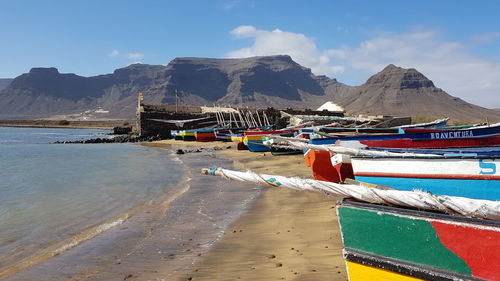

left=153, top=140, right=347, bottom=281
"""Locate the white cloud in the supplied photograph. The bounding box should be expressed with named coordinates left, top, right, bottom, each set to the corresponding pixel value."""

left=222, top=0, right=239, bottom=10
left=327, top=31, right=500, bottom=108
left=227, top=25, right=344, bottom=76
left=127, top=53, right=144, bottom=60
left=109, top=50, right=119, bottom=57
left=227, top=26, right=500, bottom=108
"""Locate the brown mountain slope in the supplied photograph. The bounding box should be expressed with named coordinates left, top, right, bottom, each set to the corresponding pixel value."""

left=1, top=57, right=499, bottom=122
left=0, top=78, right=13, bottom=91
left=331, top=65, right=500, bottom=122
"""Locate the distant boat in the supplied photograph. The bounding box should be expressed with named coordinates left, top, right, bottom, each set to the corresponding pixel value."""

left=243, top=129, right=298, bottom=152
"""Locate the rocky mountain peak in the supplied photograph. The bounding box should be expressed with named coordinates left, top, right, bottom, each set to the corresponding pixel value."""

left=28, top=67, right=60, bottom=75
left=365, top=64, right=435, bottom=89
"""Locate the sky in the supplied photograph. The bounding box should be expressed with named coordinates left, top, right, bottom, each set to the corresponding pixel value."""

left=1, top=0, right=500, bottom=108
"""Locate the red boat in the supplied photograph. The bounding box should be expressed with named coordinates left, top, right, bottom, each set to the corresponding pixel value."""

left=338, top=135, right=500, bottom=149
left=194, top=131, right=216, bottom=142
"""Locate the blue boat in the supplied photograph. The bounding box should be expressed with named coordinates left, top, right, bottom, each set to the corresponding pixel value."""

left=349, top=152, right=500, bottom=200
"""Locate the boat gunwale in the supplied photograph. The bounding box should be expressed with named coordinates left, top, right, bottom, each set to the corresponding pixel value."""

left=338, top=198, right=500, bottom=227
left=343, top=248, right=482, bottom=281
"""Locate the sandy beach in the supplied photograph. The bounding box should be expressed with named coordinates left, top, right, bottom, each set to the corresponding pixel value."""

left=149, top=140, right=347, bottom=281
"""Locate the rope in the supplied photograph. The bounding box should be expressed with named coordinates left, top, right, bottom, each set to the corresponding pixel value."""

left=204, top=167, right=500, bottom=221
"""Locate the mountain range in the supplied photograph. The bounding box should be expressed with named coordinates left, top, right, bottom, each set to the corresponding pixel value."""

left=1, top=55, right=499, bottom=122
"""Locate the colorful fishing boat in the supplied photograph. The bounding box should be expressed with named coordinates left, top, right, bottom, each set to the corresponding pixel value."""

left=243, top=124, right=316, bottom=152
left=349, top=153, right=500, bottom=200
left=231, top=133, right=248, bottom=150
left=193, top=128, right=217, bottom=142
left=303, top=149, right=354, bottom=182
left=337, top=198, right=500, bottom=281
left=303, top=124, right=500, bottom=182
left=243, top=129, right=298, bottom=152
left=176, top=130, right=196, bottom=141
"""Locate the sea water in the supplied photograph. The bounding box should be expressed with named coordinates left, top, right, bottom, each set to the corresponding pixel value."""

left=0, top=127, right=261, bottom=280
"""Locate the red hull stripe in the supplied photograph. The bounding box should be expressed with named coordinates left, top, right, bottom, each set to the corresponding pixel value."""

left=354, top=172, right=500, bottom=180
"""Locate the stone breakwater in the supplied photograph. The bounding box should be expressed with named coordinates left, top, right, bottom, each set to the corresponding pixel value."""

left=175, top=146, right=232, bottom=154
left=54, top=134, right=165, bottom=144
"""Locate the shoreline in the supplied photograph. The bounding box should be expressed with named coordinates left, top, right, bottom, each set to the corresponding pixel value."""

left=3, top=139, right=347, bottom=280
left=150, top=139, right=348, bottom=281
left=0, top=120, right=131, bottom=130
left=4, top=141, right=265, bottom=281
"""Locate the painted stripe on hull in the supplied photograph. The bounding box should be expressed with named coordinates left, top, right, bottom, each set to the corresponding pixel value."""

left=358, top=136, right=500, bottom=148
left=344, top=249, right=479, bottom=281
left=354, top=176, right=499, bottom=200
left=350, top=157, right=500, bottom=177
left=355, top=172, right=500, bottom=180
left=346, top=261, right=423, bottom=281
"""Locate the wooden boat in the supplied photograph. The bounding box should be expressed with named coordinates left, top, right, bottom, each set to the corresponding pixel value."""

left=313, top=123, right=500, bottom=146
left=214, top=129, right=233, bottom=141
left=349, top=152, right=500, bottom=200
left=243, top=129, right=303, bottom=152
left=215, top=126, right=271, bottom=142
left=315, top=118, right=452, bottom=135
left=304, top=149, right=354, bottom=182
left=230, top=133, right=248, bottom=150
left=304, top=124, right=500, bottom=182
left=171, top=130, right=181, bottom=140
left=337, top=198, right=500, bottom=281
left=193, top=128, right=216, bottom=142
left=244, top=132, right=294, bottom=152
left=175, top=130, right=196, bottom=141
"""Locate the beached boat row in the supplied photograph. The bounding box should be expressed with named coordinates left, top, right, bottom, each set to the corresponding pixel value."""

left=173, top=117, right=499, bottom=280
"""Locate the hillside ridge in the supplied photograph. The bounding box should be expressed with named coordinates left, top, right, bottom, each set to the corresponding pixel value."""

left=1, top=56, right=499, bottom=122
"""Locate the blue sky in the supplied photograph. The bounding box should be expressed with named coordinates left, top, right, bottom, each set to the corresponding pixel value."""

left=1, top=0, right=500, bottom=107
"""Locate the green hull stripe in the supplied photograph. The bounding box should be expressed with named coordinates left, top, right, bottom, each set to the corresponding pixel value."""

left=338, top=206, right=472, bottom=275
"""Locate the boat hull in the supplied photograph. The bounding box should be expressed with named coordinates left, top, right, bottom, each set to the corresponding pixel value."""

left=352, top=136, right=500, bottom=149
left=243, top=135, right=270, bottom=152
left=304, top=150, right=353, bottom=182
left=337, top=199, right=500, bottom=281
left=195, top=131, right=216, bottom=142
left=351, top=157, right=500, bottom=200
left=231, top=134, right=248, bottom=150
